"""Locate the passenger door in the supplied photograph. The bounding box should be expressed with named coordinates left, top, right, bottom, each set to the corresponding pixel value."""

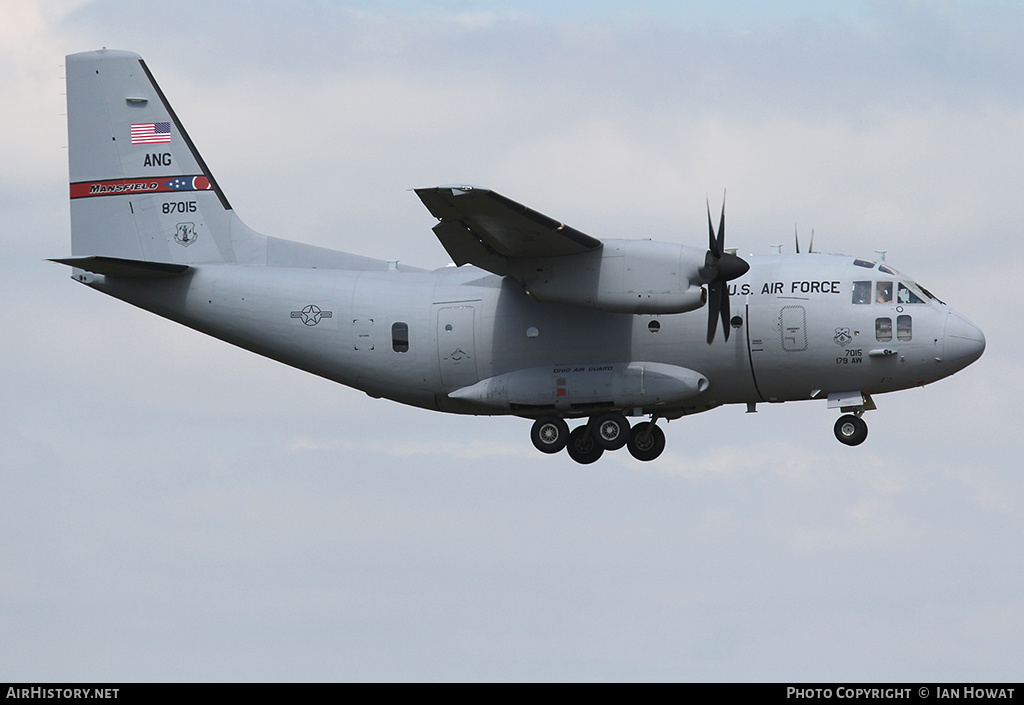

left=747, top=303, right=809, bottom=401
left=436, top=305, right=478, bottom=388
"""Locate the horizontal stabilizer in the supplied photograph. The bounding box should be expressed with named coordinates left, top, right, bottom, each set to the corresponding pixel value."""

left=50, top=256, right=190, bottom=278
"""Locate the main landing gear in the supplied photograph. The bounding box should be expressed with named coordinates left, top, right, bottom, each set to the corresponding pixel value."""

left=530, top=414, right=666, bottom=464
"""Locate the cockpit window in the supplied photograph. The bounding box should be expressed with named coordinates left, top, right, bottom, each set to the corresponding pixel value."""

left=854, top=259, right=875, bottom=269
left=876, top=282, right=893, bottom=304
left=879, top=264, right=898, bottom=275
left=852, top=281, right=872, bottom=304
left=897, top=282, right=926, bottom=304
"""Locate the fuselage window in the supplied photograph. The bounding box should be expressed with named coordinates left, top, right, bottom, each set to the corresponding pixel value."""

left=648, top=320, right=661, bottom=333
left=897, top=282, right=925, bottom=304
left=392, top=322, right=409, bottom=353
left=876, top=317, right=893, bottom=342
left=876, top=282, right=893, bottom=303
left=853, top=281, right=872, bottom=304
left=897, top=315, right=913, bottom=341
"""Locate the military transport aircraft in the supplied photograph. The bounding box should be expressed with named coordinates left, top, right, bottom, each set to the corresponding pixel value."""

left=55, top=50, right=986, bottom=464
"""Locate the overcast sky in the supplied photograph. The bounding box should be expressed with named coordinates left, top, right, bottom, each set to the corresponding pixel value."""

left=2, top=0, right=1022, bottom=682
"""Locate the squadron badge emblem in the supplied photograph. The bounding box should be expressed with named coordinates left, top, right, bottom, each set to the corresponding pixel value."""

left=174, top=222, right=197, bottom=247
left=834, top=327, right=853, bottom=347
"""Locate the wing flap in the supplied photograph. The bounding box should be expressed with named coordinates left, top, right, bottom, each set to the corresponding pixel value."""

left=431, top=221, right=509, bottom=274
left=415, top=186, right=602, bottom=272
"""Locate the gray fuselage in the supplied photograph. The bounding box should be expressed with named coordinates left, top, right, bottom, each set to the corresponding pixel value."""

left=81, top=251, right=983, bottom=420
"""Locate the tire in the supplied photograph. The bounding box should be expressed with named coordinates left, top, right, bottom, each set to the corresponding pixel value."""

left=531, top=416, right=569, bottom=454
left=566, top=425, right=605, bottom=465
left=627, top=422, right=666, bottom=461
left=834, top=414, right=868, bottom=446
left=593, top=412, right=630, bottom=451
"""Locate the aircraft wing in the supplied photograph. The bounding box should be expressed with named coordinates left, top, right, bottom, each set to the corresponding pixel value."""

left=415, top=186, right=603, bottom=275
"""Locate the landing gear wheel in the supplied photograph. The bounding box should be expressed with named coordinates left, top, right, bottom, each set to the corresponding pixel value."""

left=834, top=414, right=868, bottom=446
left=566, top=425, right=605, bottom=465
left=627, top=422, right=666, bottom=462
left=593, top=412, right=630, bottom=451
left=531, top=416, right=569, bottom=454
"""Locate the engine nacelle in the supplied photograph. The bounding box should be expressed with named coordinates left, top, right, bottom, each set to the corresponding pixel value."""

left=508, top=239, right=709, bottom=314
left=447, top=361, right=710, bottom=413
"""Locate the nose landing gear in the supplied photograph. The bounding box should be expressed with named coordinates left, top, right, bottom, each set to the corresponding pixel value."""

left=834, top=414, right=868, bottom=446
left=829, top=391, right=874, bottom=446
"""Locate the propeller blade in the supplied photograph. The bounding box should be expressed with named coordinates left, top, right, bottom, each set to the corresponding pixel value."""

left=716, top=198, right=726, bottom=257
left=707, top=280, right=722, bottom=344
left=707, top=198, right=717, bottom=254
left=719, top=281, right=731, bottom=342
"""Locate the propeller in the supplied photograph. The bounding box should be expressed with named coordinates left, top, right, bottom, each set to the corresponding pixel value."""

left=700, top=195, right=750, bottom=344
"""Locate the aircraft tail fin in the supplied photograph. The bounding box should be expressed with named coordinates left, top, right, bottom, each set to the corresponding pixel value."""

left=66, top=50, right=265, bottom=264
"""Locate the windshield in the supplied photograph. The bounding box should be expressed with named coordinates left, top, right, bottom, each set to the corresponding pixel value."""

left=850, top=258, right=945, bottom=305
left=898, top=280, right=942, bottom=305
left=897, top=282, right=926, bottom=304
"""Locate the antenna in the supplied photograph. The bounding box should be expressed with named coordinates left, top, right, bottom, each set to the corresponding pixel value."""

left=795, top=225, right=816, bottom=254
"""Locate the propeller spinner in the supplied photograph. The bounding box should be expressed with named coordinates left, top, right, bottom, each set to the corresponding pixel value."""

left=700, top=197, right=750, bottom=344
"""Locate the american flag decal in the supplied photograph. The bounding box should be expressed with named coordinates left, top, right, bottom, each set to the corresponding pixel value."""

left=131, top=122, right=171, bottom=144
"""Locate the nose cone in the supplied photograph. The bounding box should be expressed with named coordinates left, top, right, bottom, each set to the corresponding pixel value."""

left=944, top=310, right=986, bottom=371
